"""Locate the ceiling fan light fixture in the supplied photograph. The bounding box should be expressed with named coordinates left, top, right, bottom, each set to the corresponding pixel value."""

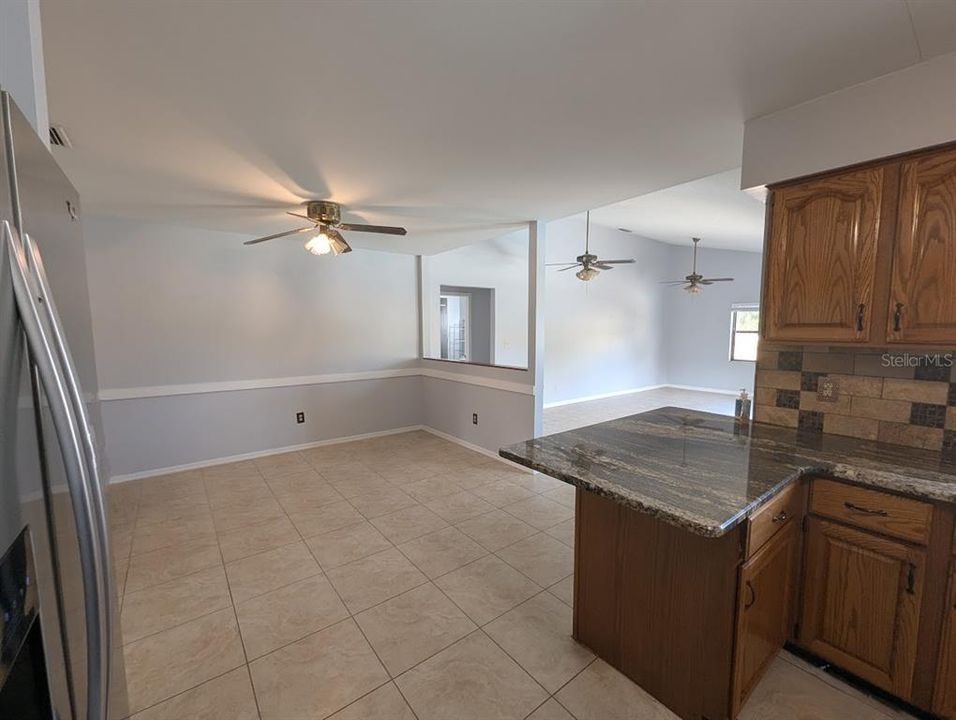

left=685, top=283, right=702, bottom=294
left=304, top=229, right=333, bottom=255
left=576, top=266, right=599, bottom=282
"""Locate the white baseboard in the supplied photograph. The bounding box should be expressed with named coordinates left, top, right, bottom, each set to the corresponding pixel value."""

left=542, top=384, right=667, bottom=409
left=109, top=425, right=425, bottom=484
left=543, top=383, right=742, bottom=408
left=420, top=427, right=533, bottom=474
left=109, top=423, right=529, bottom=484
left=664, top=384, right=743, bottom=396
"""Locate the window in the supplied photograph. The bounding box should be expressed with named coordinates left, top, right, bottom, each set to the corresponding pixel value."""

left=730, top=304, right=759, bottom=362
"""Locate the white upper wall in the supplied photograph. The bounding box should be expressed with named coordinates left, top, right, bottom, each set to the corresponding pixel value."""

left=543, top=217, right=669, bottom=405
left=0, top=0, right=48, bottom=136
left=83, top=215, right=419, bottom=391
left=662, top=246, right=763, bottom=393
left=742, top=50, right=956, bottom=188
left=543, top=215, right=763, bottom=405
left=422, top=230, right=529, bottom=369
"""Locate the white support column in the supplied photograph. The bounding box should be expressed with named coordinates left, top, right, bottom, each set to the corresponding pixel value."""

left=0, top=0, right=48, bottom=140
left=528, top=220, right=546, bottom=437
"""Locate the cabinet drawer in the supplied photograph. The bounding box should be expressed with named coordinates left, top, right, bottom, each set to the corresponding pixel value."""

left=747, top=482, right=804, bottom=558
left=810, top=478, right=932, bottom=545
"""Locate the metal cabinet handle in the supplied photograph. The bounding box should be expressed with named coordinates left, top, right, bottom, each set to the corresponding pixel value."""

left=856, top=303, right=865, bottom=332
left=893, top=303, right=904, bottom=332
left=905, top=563, right=916, bottom=595
left=772, top=510, right=789, bottom=524
left=4, top=221, right=109, bottom=720
left=744, top=580, right=756, bottom=609
left=844, top=501, right=888, bottom=517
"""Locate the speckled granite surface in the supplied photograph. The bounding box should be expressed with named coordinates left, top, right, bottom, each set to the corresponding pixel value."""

left=499, top=407, right=956, bottom=537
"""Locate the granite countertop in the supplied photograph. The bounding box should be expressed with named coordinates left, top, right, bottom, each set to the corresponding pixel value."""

left=499, top=407, right=956, bottom=537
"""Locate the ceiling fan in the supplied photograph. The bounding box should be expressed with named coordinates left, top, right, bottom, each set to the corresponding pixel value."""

left=547, top=211, right=635, bottom=281
left=660, top=237, right=734, bottom=294
left=243, top=201, right=407, bottom=256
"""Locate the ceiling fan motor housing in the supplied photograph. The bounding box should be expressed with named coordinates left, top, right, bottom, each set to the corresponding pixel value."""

left=305, top=200, right=341, bottom=225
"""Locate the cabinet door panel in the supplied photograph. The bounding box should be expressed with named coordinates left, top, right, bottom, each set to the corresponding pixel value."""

left=764, top=167, right=883, bottom=342
left=800, top=517, right=924, bottom=700
left=934, top=563, right=956, bottom=717
left=888, top=148, right=956, bottom=344
left=733, top=521, right=798, bottom=715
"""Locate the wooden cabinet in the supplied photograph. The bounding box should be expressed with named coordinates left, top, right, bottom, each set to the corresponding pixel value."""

left=800, top=516, right=925, bottom=699
left=935, top=562, right=956, bottom=716
left=732, top=520, right=799, bottom=715
left=887, top=147, right=956, bottom=344
left=763, top=167, right=884, bottom=343
left=761, top=142, right=956, bottom=346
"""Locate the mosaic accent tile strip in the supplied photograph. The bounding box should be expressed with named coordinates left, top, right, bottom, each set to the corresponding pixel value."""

left=754, top=346, right=956, bottom=451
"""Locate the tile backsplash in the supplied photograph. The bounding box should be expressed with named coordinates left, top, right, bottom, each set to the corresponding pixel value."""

left=754, top=346, right=956, bottom=454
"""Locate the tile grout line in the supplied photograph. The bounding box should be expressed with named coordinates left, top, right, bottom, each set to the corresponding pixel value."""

left=204, top=463, right=264, bottom=720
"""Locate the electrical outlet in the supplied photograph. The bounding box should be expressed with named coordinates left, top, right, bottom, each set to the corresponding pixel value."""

left=472, top=412, right=479, bottom=426
left=817, top=376, right=839, bottom=402
left=296, top=411, right=305, bottom=424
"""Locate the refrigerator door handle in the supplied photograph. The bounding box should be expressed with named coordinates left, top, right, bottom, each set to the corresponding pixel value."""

left=22, top=231, right=115, bottom=661
left=3, top=220, right=110, bottom=720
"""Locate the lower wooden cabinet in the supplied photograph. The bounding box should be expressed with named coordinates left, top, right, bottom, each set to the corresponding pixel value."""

left=934, top=562, right=956, bottom=716
left=799, top=516, right=926, bottom=700
left=732, top=520, right=799, bottom=715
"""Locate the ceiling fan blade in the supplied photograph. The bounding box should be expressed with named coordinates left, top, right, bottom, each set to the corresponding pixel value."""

left=243, top=226, right=315, bottom=245
left=546, top=262, right=578, bottom=266
left=592, top=263, right=617, bottom=270
left=599, top=259, right=636, bottom=264
left=701, top=277, right=734, bottom=282
left=327, top=228, right=352, bottom=255
left=286, top=211, right=313, bottom=221
left=558, top=264, right=582, bottom=272
left=337, top=223, right=407, bottom=236
left=659, top=280, right=689, bottom=285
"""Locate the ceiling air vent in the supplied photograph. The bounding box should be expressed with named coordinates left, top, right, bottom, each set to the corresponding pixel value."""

left=49, top=125, right=72, bottom=148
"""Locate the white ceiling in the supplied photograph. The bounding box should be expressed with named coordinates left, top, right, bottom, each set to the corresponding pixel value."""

left=590, top=168, right=767, bottom=252
left=39, top=0, right=956, bottom=255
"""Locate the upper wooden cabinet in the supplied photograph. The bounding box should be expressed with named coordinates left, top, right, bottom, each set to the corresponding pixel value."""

left=887, top=148, right=956, bottom=344
left=763, top=166, right=884, bottom=343
left=762, top=143, right=956, bottom=346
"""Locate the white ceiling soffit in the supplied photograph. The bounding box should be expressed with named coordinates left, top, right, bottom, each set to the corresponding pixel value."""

left=590, top=168, right=767, bottom=253
left=39, top=0, right=956, bottom=255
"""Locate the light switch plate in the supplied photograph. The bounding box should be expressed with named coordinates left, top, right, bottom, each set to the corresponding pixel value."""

left=817, top=376, right=840, bottom=402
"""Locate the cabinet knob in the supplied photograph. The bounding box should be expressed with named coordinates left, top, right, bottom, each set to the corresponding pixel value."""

left=772, top=510, right=789, bottom=524
left=893, top=303, right=904, bottom=333
left=856, top=303, right=866, bottom=333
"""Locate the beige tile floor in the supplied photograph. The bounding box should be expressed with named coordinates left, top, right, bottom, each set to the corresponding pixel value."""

left=543, top=386, right=738, bottom=435
left=107, top=429, right=914, bottom=720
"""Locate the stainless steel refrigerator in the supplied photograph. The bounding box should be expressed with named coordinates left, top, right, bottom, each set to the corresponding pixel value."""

left=0, top=91, right=127, bottom=719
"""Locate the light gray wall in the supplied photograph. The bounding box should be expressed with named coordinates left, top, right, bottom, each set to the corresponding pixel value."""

left=543, top=216, right=669, bottom=404
left=421, top=376, right=534, bottom=452
left=663, top=245, right=762, bottom=393
left=0, top=0, right=47, bottom=136
left=83, top=215, right=422, bottom=476
left=102, top=377, right=423, bottom=477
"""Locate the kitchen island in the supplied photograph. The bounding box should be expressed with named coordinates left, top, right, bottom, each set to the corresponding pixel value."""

left=500, top=407, right=956, bottom=719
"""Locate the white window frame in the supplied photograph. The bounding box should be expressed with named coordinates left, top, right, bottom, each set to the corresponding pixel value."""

left=729, top=303, right=760, bottom=362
